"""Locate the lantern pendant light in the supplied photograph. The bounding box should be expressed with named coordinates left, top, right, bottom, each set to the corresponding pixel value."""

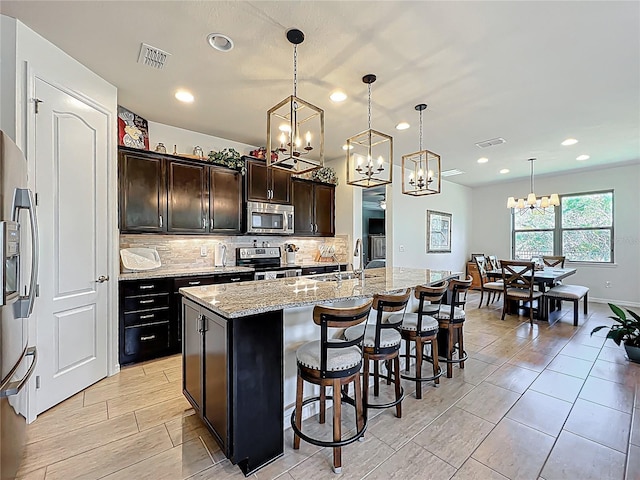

left=267, top=28, right=324, bottom=173
left=346, top=74, right=393, bottom=188
left=402, top=104, right=441, bottom=196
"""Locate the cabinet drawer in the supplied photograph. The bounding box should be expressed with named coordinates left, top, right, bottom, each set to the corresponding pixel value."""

left=121, top=279, right=171, bottom=296
left=123, top=294, right=170, bottom=312
left=124, top=307, right=170, bottom=328
left=214, top=272, right=254, bottom=284
left=124, top=322, right=170, bottom=357
left=174, top=275, right=218, bottom=290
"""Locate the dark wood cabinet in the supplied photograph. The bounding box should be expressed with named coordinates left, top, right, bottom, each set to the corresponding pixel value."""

left=182, top=298, right=283, bottom=475
left=167, top=161, right=208, bottom=233
left=118, top=150, right=166, bottom=232
left=210, top=167, right=242, bottom=233
left=245, top=157, right=291, bottom=204
left=292, top=178, right=335, bottom=236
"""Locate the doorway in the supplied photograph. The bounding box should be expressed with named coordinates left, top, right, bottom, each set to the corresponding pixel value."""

left=361, top=185, right=386, bottom=267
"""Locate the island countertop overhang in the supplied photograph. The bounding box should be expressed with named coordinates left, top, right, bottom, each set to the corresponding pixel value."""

left=179, top=267, right=461, bottom=318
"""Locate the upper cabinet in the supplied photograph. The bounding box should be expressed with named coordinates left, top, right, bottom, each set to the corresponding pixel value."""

left=167, top=161, right=208, bottom=233
left=291, top=178, right=335, bottom=237
left=118, top=147, right=243, bottom=234
left=119, top=149, right=166, bottom=232
left=245, top=157, right=291, bottom=204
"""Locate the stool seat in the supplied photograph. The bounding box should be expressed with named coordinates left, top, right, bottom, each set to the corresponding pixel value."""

left=545, top=285, right=589, bottom=299
left=435, top=305, right=466, bottom=321
left=393, top=312, right=439, bottom=333
left=296, top=340, right=362, bottom=371
left=344, top=324, right=401, bottom=348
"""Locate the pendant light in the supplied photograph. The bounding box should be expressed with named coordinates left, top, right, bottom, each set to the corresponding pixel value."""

left=402, top=104, right=441, bottom=196
left=346, top=74, right=393, bottom=188
left=267, top=28, right=324, bottom=173
left=507, top=158, right=560, bottom=214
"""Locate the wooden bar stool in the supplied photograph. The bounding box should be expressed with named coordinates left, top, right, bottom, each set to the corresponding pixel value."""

left=291, top=300, right=373, bottom=474
left=344, top=288, right=411, bottom=418
left=434, top=277, right=472, bottom=378
left=387, top=282, right=448, bottom=399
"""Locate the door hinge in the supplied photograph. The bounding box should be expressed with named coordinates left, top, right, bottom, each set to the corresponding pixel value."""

left=35, top=375, right=41, bottom=389
left=34, top=98, right=43, bottom=114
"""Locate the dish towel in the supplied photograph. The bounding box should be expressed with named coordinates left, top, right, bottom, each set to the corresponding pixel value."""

left=264, top=271, right=278, bottom=280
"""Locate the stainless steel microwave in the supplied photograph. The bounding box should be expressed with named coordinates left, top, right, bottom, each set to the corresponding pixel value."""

left=246, top=201, right=294, bottom=235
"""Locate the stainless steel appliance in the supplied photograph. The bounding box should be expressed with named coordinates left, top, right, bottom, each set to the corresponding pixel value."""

left=236, top=247, right=301, bottom=280
left=246, top=201, right=294, bottom=235
left=0, top=132, right=39, bottom=480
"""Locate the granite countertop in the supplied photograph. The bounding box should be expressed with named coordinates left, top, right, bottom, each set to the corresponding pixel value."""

left=119, top=265, right=255, bottom=280
left=180, top=267, right=461, bottom=318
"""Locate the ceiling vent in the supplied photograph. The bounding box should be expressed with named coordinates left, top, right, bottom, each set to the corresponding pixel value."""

left=137, top=43, right=171, bottom=69
left=475, top=137, right=506, bottom=148
left=441, top=169, right=465, bottom=177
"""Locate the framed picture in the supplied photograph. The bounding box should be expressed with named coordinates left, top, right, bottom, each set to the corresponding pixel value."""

left=427, top=210, right=452, bottom=253
left=117, top=106, right=149, bottom=150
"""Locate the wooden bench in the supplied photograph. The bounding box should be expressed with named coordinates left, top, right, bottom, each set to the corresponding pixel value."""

left=544, top=285, right=589, bottom=326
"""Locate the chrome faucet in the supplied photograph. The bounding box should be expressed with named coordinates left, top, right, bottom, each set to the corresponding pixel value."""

left=353, top=238, right=364, bottom=278
left=331, top=254, right=342, bottom=281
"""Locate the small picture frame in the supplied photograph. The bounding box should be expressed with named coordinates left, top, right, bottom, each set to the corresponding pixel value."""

left=117, top=106, right=149, bottom=150
left=427, top=210, right=452, bottom=253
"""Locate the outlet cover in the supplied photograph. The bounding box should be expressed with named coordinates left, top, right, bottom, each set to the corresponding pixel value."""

left=200, top=246, right=207, bottom=257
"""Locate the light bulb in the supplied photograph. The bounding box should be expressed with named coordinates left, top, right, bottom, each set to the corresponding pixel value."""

left=279, top=124, right=291, bottom=133
left=418, top=168, right=424, bottom=179
left=305, top=131, right=311, bottom=146
left=428, top=169, right=434, bottom=180
left=357, top=156, right=363, bottom=166
left=377, top=156, right=383, bottom=166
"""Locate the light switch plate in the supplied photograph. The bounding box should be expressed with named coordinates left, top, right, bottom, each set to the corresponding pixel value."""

left=200, top=245, right=207, bottom=257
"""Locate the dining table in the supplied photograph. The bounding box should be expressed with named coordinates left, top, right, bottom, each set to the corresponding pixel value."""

left=486, top=266, right=577, bottom=320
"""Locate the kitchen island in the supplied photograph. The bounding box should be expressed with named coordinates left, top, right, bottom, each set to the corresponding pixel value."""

left=180, top=267, right=460, bottom=475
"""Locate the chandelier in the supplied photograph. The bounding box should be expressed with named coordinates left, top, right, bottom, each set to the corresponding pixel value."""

left=267, top=28, right=324, bottom=174
left=507, top=158, right=559, bottom=213
left=402, top=103, right=441, bottom=196
left=346, top=74, right=393, bottom=188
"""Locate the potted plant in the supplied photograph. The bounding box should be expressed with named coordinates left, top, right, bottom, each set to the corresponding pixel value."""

left=591, top=303, right=640, bottom=363
left=208, top=148, right=246, bottom=174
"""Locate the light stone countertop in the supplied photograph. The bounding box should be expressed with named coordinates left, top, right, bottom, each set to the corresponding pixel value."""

left=119, top=265, right=255, bottom=280
left=180, top=267, right=461, bottom=318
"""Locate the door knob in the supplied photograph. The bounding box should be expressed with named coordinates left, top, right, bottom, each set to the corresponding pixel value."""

left=96, top=275, right=110, bottom=283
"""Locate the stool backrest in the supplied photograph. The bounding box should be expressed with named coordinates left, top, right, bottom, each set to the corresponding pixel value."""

left=443, top=276, right=473, bottom=319
left=313, top=299, right=373, bottom=377
left=500, top=260, right=535, bottom=294
left=542, top=255, right=565, bottom=268
left=414, top=282, right=448, bottom=331
left=370, top=288, right=411, bottom=353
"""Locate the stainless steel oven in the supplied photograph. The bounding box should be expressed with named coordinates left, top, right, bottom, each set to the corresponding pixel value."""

left=246, top=201, right=294, bottom=235
left=236, top=247, right=301, bottom=280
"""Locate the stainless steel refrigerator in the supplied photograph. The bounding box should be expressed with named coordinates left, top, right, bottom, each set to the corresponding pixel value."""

left=0, top=131, right=38, bottom=480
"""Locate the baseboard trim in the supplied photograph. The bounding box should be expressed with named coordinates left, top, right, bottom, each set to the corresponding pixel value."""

left=589, top=297, right=640, bottom=308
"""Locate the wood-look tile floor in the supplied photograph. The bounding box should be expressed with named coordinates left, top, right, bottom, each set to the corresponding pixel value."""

left=17, top=294, right=640, bottom=480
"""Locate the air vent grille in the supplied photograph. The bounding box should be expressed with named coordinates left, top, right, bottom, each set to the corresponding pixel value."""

left=441, top=169, right=465, bottom=177
left=475, top=137, right=506, bottom=148
left=137, top=43, right=171, bottom=69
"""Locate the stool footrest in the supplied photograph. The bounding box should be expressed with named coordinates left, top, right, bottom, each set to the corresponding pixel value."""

left=439, top=348, right=468, bottom=365
left=342, top=372, right=405, bottom=410
left=291, top=395, right=367, bottom=448
left=400, top=353, right=444, bottom=382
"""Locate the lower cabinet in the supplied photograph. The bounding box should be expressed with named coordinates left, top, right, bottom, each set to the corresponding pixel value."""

left=467, top=261, right=482, bottom=290
left=182, top=298, right=284, bottom=475
left=301, top=264, right=347, bottom=276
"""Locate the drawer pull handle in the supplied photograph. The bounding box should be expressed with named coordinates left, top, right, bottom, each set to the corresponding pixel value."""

left=139, top=314, right=155, bottom=319
left=230, top=277, right=241, bottom=282
left=140, top=335, right=156, bottom=341
left=188, top=281, right=201, bottom=286
left=139, top=285, right=155, bottom=290
left=309, top=271, right=317, bottom=274
left=139, top=299, right=155, bottom=304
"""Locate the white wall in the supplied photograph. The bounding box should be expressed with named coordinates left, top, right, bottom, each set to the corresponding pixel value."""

left=470, top=162, right=640, bottom=305
left=145, top=120, right=256, bottom=158
left=390, top=164, right=472, bottom=275
left=328, top=156, right=359, bottom=259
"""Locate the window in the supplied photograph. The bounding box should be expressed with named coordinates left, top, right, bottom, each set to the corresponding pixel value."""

left=512, top=190, right=613, bottom=263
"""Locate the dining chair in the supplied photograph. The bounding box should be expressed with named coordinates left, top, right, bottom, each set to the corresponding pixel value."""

left=474, top=256, right=503, bottom=308
left=542, top=255, right=565, bottom=268
left=500, top=260, right=543, bottom=325
left=487, top=255, right=500, bottom=271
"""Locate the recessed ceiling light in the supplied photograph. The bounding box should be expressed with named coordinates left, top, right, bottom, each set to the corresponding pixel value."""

left=499, top=168, right=510, bottom=174
left=342, top=144, right=353, bottom=151
left=576, top=154, right=590, bottom=161
left=207, top=33, right=234, bottom=52
left=330, top=91, right=347, bottom=102
left=175, top=90, right=194, bottom=103
left=561, top=138, right=578, bottom=146
left=477, top=157, right=489, bottom=164
left=395, top=122, right=410, bottom=130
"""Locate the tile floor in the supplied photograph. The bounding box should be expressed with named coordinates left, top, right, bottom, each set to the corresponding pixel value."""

left=16, top=294, right=640, bottom=480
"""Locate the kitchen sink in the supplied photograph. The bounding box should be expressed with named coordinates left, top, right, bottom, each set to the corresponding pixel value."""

left=314, top=272, right=360, bottom=282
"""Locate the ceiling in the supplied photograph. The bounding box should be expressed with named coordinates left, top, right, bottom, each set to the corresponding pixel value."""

left=2, top=1, right=639, bottom=187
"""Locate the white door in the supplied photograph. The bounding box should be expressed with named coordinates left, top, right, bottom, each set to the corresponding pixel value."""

left=33, top=78, right=109, bottom=414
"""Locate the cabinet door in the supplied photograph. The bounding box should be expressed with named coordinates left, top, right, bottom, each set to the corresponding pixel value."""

left=182, top=301, right=203, bottom=413
left=246, top=160, right=269, bottom=202
left=204, top=314, right=228, bottom=450
left=210, top=167, right=242, bottom=233
left=167, top=161, right=208, bottom=233
left=270, top=168, right=291, bottom=204
left=119, top=151, right=166, bottom=232
left=292, top=179, right=314, bottom=235
left=314, top=184, right=335, bottom=236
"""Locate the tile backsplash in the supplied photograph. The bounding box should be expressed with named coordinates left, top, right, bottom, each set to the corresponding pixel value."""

left=119, top=234, right=349, bottom=272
